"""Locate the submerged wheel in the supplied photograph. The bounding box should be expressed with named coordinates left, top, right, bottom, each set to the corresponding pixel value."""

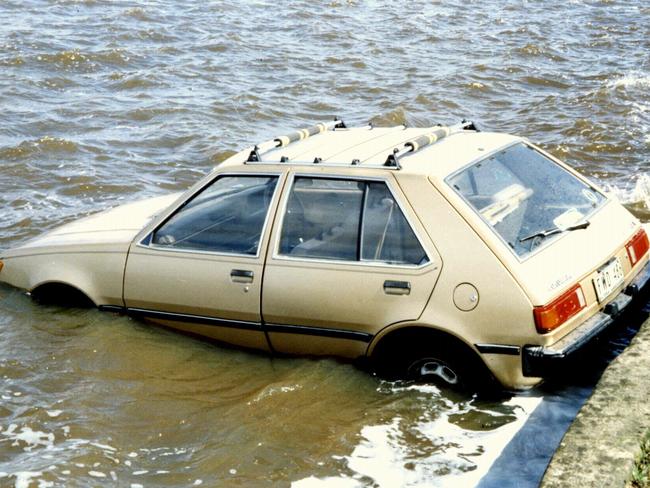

left=31, top=283, right=94, bottom=308
left=407, top=356, right=461, bottom=386
left=372, top=330, right=495, bottom=393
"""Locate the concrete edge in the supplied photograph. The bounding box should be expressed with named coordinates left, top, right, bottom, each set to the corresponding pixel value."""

left=540, top=316, right=650, bottom=488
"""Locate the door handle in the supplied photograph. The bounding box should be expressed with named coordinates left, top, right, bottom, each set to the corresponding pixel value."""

left=231, top=269, right=254, bottom=284
left=383, top=280, right=411, bottom=295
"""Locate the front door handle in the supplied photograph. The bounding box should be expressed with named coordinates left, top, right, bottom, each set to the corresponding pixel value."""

left=383, top=280, right=411, bottom=295
left=231, top=269, right=254, bottom=284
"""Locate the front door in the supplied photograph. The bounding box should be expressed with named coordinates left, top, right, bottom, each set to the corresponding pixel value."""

left=261, top=174, right=442, bottom=358
left=124, top=173, right=283, bottom=351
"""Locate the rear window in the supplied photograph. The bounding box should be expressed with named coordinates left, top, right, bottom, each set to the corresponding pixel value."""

left=447, top=143, right=606, bottom=258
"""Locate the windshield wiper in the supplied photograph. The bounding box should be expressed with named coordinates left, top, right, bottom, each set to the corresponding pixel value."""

left=519, top=221, right=591, bottom=243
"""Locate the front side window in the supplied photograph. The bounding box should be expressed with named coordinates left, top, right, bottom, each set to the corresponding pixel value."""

left=447, top=143, right=606, bottom=258
left=151, top=175, right=278, bottom=255
left=279, top=177, right=428, bottom=266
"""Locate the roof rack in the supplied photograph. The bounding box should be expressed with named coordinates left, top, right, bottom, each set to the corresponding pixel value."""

left=244, top=159, right=401, bottom=170
left=384, top=120, right=479, bottom=169
left=243, top=119, right=479, bottom=170
left=246, top=117, right=346, bottom=163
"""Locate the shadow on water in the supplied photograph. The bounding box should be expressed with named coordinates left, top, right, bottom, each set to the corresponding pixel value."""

left=478, top=293, right=650, bottom=488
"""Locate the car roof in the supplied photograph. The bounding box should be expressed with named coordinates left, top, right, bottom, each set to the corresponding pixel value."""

left=218, top=123, right=522, bottom=180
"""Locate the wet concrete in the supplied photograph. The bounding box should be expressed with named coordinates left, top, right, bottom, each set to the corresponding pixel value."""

left=541, top=310, right=650, bottom=487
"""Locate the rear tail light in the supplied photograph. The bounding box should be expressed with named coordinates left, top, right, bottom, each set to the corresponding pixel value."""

left=534, top=284, right=586, bottom=334
left=626, top=228, right=649, bottom=267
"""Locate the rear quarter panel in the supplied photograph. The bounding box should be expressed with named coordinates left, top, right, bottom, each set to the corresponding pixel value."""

left=394, top=174, right=535, bottom=345
left=393, top=174, right=538, bottom=387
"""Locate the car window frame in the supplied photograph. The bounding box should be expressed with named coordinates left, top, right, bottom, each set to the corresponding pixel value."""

left=444, top=140, right=610, bottom=262
left=138, top=171, right=284, bottom=259
left=272, top=172, right=433, bottom=269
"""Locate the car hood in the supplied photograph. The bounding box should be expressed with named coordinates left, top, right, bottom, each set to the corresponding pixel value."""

left=3, top=192, right=181, bottom=257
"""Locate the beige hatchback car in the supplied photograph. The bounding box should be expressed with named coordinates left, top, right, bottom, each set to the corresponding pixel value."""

left=1, top=119, right=649, bottom=390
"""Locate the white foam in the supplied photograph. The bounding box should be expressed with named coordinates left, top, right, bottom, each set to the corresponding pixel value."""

left=293, top=394, right=542, bottom=488
left=292, top=476, right=361, bottom=488
left=609, top=73, right=650, bottom=89
left=602, top=173, right=650, bottom=209
left=90, top=441, right=116, bottom=452
left=46, top=410, right=62, bottom=418
left=248, top=383, right=302, bottom=405
left=14, top=471, right=43, bottom=488
left=0, top=424, right=55, bottom=452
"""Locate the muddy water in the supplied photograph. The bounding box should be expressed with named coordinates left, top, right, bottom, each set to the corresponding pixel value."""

left=1, top=1, right=650, bottom=486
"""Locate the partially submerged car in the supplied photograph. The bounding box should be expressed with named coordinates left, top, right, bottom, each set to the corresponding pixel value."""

left=1, top=119, right=649, bottom=390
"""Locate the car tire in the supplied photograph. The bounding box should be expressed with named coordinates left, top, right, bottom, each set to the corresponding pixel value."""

left=375, top=339, right=494, bottom=393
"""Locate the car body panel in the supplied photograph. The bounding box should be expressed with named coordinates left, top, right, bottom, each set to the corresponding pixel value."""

left=0, top=193, right=181, bottom=304
left=390, top=173, right=539, bottom=387
left=428, top=144, right=646, bottom=354
left=122, top=171, right=288, bottom=351
left=260, top=170, right=443, bottom=356
left=11, top=193, right=181, bottom=255
left=0, top=252, right=126, bottom=306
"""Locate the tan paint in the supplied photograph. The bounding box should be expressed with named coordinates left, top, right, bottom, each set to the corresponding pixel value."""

left=268, top=333, right=367, bottom=358
left=147, top=318, right=270, bottom=352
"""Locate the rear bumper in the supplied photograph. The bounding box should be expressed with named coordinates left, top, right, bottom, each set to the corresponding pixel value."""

left=522, top=259, right=650, bottom=377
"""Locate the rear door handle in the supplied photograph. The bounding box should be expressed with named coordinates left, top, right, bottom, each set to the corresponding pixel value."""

left=383, top=280, right=411, bottom=295
left=231, top=269, right=254, bottom=283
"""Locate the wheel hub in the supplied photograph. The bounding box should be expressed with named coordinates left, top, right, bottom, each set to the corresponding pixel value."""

left=416, top=359, right=459, bottom=385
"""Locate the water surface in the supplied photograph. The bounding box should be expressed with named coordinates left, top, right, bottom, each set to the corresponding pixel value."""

left=1, top=1, right=649, bottom=486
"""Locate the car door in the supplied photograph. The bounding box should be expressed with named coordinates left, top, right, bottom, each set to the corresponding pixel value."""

left=123, top=172, right=284, bottom=351
left=261, top=173, right=442, bottom=358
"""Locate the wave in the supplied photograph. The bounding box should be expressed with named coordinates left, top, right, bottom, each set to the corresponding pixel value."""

left=604, top=173, right=650, bottom=205
left=0, top=137, right=78, bottom=160
left=601, top=173, right=650, bottom=222
left=34, top=49, right=134, bottom=70
left=608, top=73, right=650, bottom=89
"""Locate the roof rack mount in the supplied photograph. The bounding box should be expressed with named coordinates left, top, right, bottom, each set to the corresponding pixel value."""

left=384, top=119, right=478, bottom=168
left=246, top=117, right=346, bottom=163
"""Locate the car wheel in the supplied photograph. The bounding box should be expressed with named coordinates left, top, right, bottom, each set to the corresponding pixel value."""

left=375, top=339, right=492, bottom=393
left=406, top=356, right=462, bottom=386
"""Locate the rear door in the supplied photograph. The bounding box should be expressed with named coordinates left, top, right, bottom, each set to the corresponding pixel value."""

left=124, top=172, right=284, bottom=351
left=261, top=173, right=442, bottom=357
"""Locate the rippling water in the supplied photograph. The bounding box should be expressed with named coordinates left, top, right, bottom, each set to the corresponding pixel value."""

left=1, top=1, right=649, bottom=486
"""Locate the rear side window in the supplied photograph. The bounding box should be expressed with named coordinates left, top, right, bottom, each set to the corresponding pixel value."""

left=279, top=177, right=428, bottom=266
left=151, top=175, right=278, bottom=255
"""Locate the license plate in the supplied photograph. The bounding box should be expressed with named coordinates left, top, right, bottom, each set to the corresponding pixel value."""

left=593, top=257, right=624, bottom=302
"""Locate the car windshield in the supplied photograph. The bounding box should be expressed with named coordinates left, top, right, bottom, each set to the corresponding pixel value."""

left=447, top=142, right=606, bottom=258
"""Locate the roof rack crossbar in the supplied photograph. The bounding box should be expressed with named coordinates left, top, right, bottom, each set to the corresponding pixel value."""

left=384, top=119, right=478, bottom=167
left=246, top=117, right=346, bottom=163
